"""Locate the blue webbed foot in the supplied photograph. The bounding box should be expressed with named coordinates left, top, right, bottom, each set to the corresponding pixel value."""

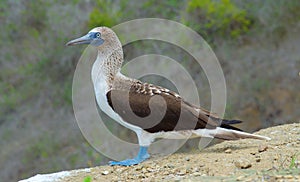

left=109, top=158, right=145, bottom=166
left=109, top=146, right=150, bottom=166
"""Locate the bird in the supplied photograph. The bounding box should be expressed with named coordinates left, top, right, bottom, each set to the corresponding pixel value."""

left=66, top=27, right=270, bottom=166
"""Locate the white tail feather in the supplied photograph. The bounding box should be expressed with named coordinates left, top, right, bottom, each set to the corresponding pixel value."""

left=193, top=127, right=271, bottom=140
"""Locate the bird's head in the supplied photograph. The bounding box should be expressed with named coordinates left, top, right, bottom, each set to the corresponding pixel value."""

left=66, top=27, right=121, bottom=50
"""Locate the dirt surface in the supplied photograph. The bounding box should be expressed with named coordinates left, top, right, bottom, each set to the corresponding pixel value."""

left=62, top=123, right=300, bottom=181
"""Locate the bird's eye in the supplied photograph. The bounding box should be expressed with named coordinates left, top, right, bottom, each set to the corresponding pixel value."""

left=95, top=32, right=100, bottom=38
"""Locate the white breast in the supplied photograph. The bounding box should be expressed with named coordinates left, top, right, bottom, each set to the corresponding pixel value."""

left=91, top=58, right=142, bottom=132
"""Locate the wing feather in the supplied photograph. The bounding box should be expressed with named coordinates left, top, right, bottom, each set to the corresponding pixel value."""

left=106, top=81, right=222, bottom=133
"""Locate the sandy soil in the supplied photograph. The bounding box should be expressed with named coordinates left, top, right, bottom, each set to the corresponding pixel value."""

left=62, top=123, right=300, bottom=181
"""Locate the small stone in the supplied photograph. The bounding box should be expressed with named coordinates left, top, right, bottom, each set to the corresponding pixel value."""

left=250, top=151, right=256, bottom=155
left=244, top=177, right=253, bottom=182
left=185, top=157, right=190, bottom=161
left=284, top=175, right=293, bottom=179
left=193, top=167, right=199, bottom=172
left=127, top=175, right=134, bottom=179
left=142, top=168, right=147, bottom=173
left=186, top=166, right=192, bottom=172
left=162, top=171, right=169, bottom=175
left=167, top=164, right=175, bottom=168
left=235, top=160, right=252, bottom=169
left=146, top=167, right=153, bottom=172
left=177, top=169, right=187, bottom=175
left=193, top=172, right=201, bottom=176
left=135, top=166, right=142, bottom=171
left=258, top=145, right=268, bottom=152
left=101, top=170, right=109, bottom=175
left=225, top=149, right=232, bottom=153
left=255, top=158, right=261, bottom=162
left=203, top=167, right=210, bottom=174
left=236, top=176, right=244, bottom=181
left=116, top=168, right=123, bottom=173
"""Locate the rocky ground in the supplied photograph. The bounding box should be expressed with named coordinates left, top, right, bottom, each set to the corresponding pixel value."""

left=24, top=123, right=300, bottom=181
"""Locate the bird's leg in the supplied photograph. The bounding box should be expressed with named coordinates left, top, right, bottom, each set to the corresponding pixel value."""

left=109, top=146, right=150, bottom=166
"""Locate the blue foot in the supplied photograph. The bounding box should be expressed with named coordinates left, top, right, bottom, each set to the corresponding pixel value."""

left=109, top=146, right=150, bottom=166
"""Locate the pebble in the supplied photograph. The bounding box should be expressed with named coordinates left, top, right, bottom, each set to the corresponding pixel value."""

left=146, top=167, right=153, bottom=172
left=258, top=145, right=268, bottom=152
left=193, top=167, right=199, bottom=172
left=255, top=156, right=261, bottom=162
left=142, top=168, right=147, bottom=173
left=284, top=175, right=294, bottom=179
left=167, top=164, right=175, bottom=168
left=235, top=160, right=252, bottom=169
left=101, top=170, right=109, bottom=175
left=127, top=175, right=134, bottom=179
left=162, top=171, right=169, bottom=175
left=177, top=169, right=187, bottom=175
left=135, top=166, right=142, bottom=171
left=236, top=175, right=245, bottom=181
left=116, top=168, right=124, bottom=173
left=225, top=149, right=232, bottom=153
left=193, top=172, right=202, bottom=176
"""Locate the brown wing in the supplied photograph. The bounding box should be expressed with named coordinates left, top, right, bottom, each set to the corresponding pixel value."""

left=106, top=81, right=222, bottom=133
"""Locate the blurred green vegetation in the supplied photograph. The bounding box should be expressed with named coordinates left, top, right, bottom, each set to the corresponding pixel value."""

left=289, top=153, right=298, bottom=169
left=184, top=0, right=251, bottom=41
left=83, top=176, right=92, bottom=182
left=141, top=0, right=183, bottom=19
left=88, top=0, right=127, bottom=28
left=0, top=0, right=299, bottom=181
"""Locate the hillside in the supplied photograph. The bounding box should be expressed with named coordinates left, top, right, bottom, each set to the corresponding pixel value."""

left=21, top=123, right=300, bottom=181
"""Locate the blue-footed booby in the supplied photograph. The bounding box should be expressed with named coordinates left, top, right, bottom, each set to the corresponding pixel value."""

left=66, top=27, right=270, bottom=166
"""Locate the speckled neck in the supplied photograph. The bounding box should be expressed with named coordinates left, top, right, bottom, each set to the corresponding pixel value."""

left=92, top=47, right=123, bottom=90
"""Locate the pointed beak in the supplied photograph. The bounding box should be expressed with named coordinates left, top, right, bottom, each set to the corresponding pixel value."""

left=66, top=34, right=93, bottom=46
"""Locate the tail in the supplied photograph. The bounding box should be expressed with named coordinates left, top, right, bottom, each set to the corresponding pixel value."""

left=192, top=126, right=271, bottom=140
left=195, top=118, right=270, bottom=140
left=220, top=119, right=243, bottom=131
left=213, top=127, right=271, bottom=140
left=210, top=117, right=244, bottom=131
left=216, top=119, right=270, bottom=140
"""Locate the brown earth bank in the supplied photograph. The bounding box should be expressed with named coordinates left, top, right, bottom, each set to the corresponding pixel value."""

left=26, top=123, right=300, bottom=181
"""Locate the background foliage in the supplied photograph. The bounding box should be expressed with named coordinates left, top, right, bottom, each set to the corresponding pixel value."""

left=185, top=0, right=251, bottom=41
left=0, top=0, right=299, bottom=181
